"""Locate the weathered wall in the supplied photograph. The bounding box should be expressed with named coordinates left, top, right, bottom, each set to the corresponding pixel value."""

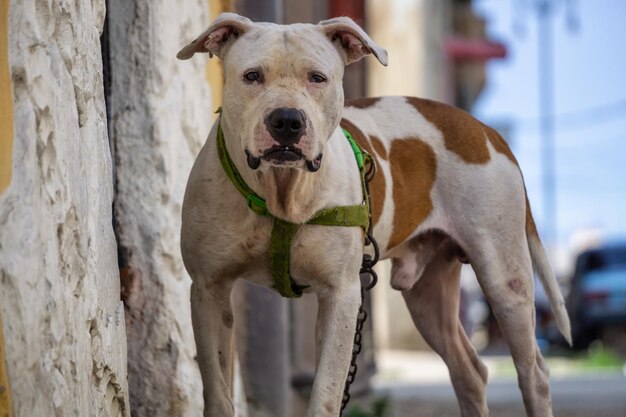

left=366, top=0, right=451, bottom=101
left=366, top=0, right=452, bottom=350
left=0, top=1, right=129, bottom=416
left=107, top=0, right=213, bottom=415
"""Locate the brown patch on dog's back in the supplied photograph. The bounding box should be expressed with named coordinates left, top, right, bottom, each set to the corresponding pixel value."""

left=407, top=97, right=517, bottom=165
left=406, top=97, right=490, bottom=164
left=340, top=118, right=385, bottom=226
left=485, top=127, right=517, bottom=163
left=388, top=138, right=437, bottom=249
left=370, top=136, right=388, bottom=160
left=345, top=97, right=381, bottom=109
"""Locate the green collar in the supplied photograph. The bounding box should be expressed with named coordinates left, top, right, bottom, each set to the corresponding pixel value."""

left=216, top=115, right=372, bottom=298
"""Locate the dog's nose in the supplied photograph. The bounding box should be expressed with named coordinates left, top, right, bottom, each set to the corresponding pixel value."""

left=265, top=108, right=306, bottom=145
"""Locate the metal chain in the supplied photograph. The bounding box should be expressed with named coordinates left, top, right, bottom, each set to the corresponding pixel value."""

left=340, top=154, right=380, bottom=415
left=339, top=233, right=379, bottom=415
left=340, top=287, right=366, bottom=414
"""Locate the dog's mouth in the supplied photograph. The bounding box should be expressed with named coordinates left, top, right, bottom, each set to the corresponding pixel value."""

left=245, top=147, right=323, bottom=172
left=262, top=145, right=303, bottom=163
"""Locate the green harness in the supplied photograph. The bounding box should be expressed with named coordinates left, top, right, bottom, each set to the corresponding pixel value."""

left=216, top=114, right=373, bottom=298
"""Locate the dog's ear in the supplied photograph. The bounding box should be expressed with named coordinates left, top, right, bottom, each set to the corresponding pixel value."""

left=318, top=17, right=388, bottom=66
left=177, top=13, right=253, bottom=60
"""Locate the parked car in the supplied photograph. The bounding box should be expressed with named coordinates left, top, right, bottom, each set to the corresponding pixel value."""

left=567, top=242, right=626, bottom=351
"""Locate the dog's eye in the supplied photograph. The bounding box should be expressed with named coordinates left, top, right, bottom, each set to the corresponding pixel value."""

left=244, top=70, right=262, bottom=83
left=309, top=73, right=327, bottom=84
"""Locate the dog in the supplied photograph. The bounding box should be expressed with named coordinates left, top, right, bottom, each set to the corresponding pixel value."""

left=178, top=13, right=571, bottom=417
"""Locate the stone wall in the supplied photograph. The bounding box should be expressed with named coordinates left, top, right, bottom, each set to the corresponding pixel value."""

left=107, top=0, right=212, bottom=415
left=0, top=1, right=129, bottom=416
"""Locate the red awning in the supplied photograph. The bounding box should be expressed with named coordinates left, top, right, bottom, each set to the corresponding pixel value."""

left=445, top=37, right=507, bottom=61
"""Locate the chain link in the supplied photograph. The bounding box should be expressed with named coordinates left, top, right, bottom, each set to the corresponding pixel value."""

left=339, top=151, right=379, bottom=416
left=339, top=233, right=379, bottom=415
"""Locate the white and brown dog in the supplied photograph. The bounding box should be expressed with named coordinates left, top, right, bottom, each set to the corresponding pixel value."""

left=178, top=13, right=571, bottom=417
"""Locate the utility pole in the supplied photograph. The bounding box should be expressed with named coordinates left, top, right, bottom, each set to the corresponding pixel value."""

left=515, top=0, right=578, bottom=256
left=536, top=0, right=557, bottom=255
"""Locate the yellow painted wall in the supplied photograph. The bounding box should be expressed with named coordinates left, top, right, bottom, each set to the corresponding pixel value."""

left=0, top=0, right=13, bottom=194
left=0, top=1, right=14, bottom=411
left=0, top=311, right=12, bottom=417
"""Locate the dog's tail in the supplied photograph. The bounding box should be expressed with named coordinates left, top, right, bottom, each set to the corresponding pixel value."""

left=525, top=196, right=572, bottom=345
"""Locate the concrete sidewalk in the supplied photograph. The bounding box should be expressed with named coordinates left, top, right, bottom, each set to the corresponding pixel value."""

left=359, top=350, right=626, bottom=417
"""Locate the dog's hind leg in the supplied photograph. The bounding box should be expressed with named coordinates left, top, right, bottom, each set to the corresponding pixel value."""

left=401, top=241, right=489, bottom=417
left=471, top=237, right=553, bottom=417
left=191, top=279, right=237, bottom=417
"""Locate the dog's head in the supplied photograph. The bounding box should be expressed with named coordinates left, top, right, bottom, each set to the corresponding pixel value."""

left=177, top=13, right=387, bottom=172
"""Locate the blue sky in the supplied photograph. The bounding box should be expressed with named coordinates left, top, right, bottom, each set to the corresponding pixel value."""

left=473, top=0, right=626, bottom=251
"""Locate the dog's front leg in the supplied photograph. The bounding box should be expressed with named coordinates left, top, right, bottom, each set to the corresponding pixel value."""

left=309, top=278, right=361, bottom=417
left=191, top=279, right=236, bottom=417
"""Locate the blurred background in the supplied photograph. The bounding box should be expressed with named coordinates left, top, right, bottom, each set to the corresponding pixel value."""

left=1, top=0, right=625, bottom=417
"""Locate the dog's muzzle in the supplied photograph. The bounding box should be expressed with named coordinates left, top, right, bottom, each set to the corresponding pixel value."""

left=245, top=149, right=261, bottom=170
left=265, top=107, right=306, bottom=145
left=263, top=144, right=303, bottom=162
left=245, top=108, right=323, bottom=172
left=306, top=154, right=323, bottom=172
left=246, top=148, right=323, bottom=172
